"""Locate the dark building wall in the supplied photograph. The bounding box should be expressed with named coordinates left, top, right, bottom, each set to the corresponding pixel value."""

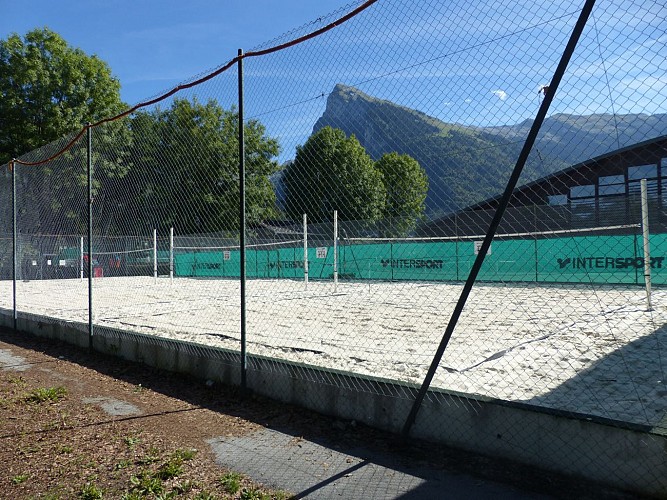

left=418, top=136, right=667, bottom=237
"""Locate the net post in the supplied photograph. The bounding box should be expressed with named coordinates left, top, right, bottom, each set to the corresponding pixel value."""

left=238, top=47, right=248, bottom=391
left=153, top=228, right=158, bottom=283
left=303, top=213, right=308, bottom=290
left=80, top=236, right=84, bottom=282
left=333, top=210, right=338, bottom=292
left=86, top=124, right=93, bottom=349
left=641, top=178, right=652, bottom=310
left=169, top=227, right=174, bottom=284
left=11, top=159, right=17, bottom=331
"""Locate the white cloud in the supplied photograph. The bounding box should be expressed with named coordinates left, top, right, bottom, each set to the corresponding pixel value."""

left=491, top=89, right=508, bottom=101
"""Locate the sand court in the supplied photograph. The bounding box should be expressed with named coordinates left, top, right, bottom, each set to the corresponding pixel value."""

left=1, top=276, right=665, bottom=427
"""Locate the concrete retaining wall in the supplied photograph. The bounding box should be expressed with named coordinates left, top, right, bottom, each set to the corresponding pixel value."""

left=1, top=308, right=665, bottom=497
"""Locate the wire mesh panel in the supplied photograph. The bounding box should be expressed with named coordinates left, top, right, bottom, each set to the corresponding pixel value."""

left=0, top=163, right=11, bottom=311
left=426, top=0, right=667, bottom=425
left=89, top=67, right=244, bottom=363
left=235, top=0, right=659, bottom=404
left=2, top=0, right=667, bottom=494
left=9, top=134, right=88, bottom=326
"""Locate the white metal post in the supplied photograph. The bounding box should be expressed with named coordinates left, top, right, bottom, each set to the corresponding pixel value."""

left=333, top=210, right=338, bottom=292
left=641, top=179, right=652, bottom=310
left=303, top=214, right=308, bottom=290
left=169, top=227, right=174, bottom=284
left=153, top=228, right=158, bottom=283
left=80, top=236, right=84, bottom=282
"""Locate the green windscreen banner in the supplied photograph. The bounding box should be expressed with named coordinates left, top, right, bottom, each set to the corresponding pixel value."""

left=173, top=233, right=667, bottom=285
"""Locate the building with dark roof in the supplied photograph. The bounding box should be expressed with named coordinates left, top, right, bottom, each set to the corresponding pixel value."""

left=418, top=135, right=667, bottom=237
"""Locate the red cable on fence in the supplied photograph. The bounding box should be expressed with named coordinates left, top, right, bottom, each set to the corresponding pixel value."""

left=11, top=0, right=378, bottom=168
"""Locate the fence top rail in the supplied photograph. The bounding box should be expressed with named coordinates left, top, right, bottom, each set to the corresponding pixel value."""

left=343, top=224, right=642, bottom=243
left=174, top=238, right=304, bottom=251
left=8, top=0, right=378, bottom=169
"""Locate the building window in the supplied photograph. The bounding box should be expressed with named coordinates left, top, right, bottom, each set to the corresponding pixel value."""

left=628, top=164, right=657, bottom=180
left=570, top=184, right=595, bottom=198
left=548, top=194, right=567, bottom=206
left=599, top=175, right=625, bottom=196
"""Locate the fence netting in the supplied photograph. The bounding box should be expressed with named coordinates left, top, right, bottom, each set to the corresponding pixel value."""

left=1, top=0, right=666, bottom=493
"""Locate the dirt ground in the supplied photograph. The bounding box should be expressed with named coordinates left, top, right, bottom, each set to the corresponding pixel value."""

left=0, top=328, right=296, bottom=499
left=0, top=328, right=641, bottom=499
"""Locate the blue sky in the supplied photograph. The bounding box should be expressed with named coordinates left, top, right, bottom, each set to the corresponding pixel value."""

left=2, top=0, right=665, bottom=162
left=1, top=0, right=356, bottom=105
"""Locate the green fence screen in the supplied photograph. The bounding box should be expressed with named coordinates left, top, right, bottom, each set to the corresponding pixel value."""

left=174, top=233, right=667, bottom=285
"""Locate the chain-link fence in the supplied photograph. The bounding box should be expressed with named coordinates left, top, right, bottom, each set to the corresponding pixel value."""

left=2, top=0, right=666, bottom=494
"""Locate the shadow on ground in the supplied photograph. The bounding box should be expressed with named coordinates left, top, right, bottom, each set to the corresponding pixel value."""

left=0, top=327, right=641, bottom=499
left=524, top=322, right=667, bottom=430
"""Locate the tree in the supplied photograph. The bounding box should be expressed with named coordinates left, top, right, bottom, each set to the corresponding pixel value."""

left=0, top=27, right=125, bottom=164
left=0, top=28, right=129, bottom=239
left=125, top=98, right=280, bottom=234
left=375, top=152, right=428, bottom=236
left=282, top=126, right=385, bottom=223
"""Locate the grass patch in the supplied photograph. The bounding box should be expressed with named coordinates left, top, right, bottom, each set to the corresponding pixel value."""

left=129, top=470, right=165, bottom=496
left=79, top=482, right=104, bottom=499
left=154, top=458, right=183, bottom=480
left=219, top=471, right=243, bottom=494
left=136, top=446, right=161, bottom=465
left=123, top=435, right=140, bottom=450
left=240, top=487, right=272, bottom=500
left=7, top=375, right=26, bottom=386
left=172, top=448, right=197, bottom=461
left=114, top=459, right=133, bottom=471
left=194, top=492, right=217, bottom=500
left=11, top=473, right=29, bottom=484
left=172, top=479, right=195, bottom=494
left=24, top=386, right=67, bottom=404
left=58, top=444, right=74, bottom=454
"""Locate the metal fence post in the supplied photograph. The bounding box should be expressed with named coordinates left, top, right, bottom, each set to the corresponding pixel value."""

left=11, top=160, right=17, bottom=331
left=303, top=213, right=308, bottom=289
left=238, top=48, right=247, bottom=389
left=641, top=178, right=652, bottom=310
left=170, top=227, right=174, bottom=283
left=153, top=228, right=158, bottom=283
left=333, top=210, right=338, bottom=291
left=87, top=123, right=94, bottom=349
left=80, top=236, right=84, bottom=282
left=401, top=0, right=598, bottom=438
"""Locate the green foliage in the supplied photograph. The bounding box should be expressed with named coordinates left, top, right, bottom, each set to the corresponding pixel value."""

left=24, top=386, right=67, bottom=404
left=172, top=480, right=195, bottom=494
left=0, top=28, right=131, bottom=239
left=1, top=30, right=281, bottom=237
left=154, top=458, right=183, bottom=480
left=240, top=488, right=271, bottom=500
left=283, top=126, right=385, bottom=223
left=0, top=27, right=124, bottom=164
left=137, top=446, right=161, bottom=465
left=125, top=98, right=281, bottom=234
left=123, top=435, right=140, bottom=450
left=11, top=473, right=29, bottom=484
left=171, top=448, right=197, bottom=461
left=114, top=459, right=133, bottom=470
left=312, top=84, right=575, bottom=217
left=219, top=471, right=243, bottom=494
left=375, top=152, right=428, bottom=236
left=79, top=482, right=104, bottom=499
left=193, top=492, right=217, bottom=500
left=129, top=470, right=164, bottom=496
